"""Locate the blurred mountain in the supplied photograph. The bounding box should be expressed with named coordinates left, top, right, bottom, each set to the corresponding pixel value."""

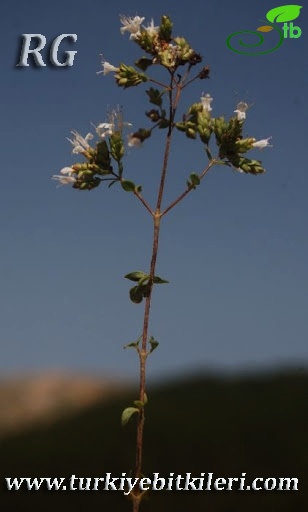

left=0, top=368, right=307, bottom=511
left=0, top=370, right=128, bottom=438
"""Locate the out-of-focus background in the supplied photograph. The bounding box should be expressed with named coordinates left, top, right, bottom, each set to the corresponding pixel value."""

left=1, top=0, right=307, bottom=510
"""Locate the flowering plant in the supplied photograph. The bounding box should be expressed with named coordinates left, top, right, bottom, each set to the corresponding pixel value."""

left=52, top=14, right=271, bottom=510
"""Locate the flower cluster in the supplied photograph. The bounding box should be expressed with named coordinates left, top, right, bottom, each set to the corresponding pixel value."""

left=52, top=108, right=134, bottom=190
left=98, top=14, right=203, bottom=84
left=54, top=14, right=272, bottom=190
left=175, top=95, right=271, bottom=174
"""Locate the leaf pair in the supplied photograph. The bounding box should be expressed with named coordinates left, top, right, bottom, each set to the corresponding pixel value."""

left=125, top=271, right=169, bottom=304
left=186, top=172, right=200, bottom=190
left=121, top=393, right=148, bottom=426
left=124, top=334, right=159, bottom=354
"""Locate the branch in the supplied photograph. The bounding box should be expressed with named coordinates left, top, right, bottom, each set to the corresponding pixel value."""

left=160, top=159, right=217, bottom=218
left=134, top=189, right=155, bottom=216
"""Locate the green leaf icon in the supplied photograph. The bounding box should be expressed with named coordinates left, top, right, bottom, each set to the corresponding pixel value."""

left=266, top=5, right=302, bottom=23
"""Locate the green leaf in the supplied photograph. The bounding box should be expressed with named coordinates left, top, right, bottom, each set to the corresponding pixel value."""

left=129, top=286, right=144, bottom=304
left=146, top=87, right=163, bottom=107
left=216, top=160, right=231, bottom=166
left=136, top=184, right=142, bottom=193
left=97, top=168, right=113, bottom=176
left=133, top=400, right=145, bottom=408
left=158, top=118, right=170, bottom=129
left=138, top=283, right=151, bottom=298
left=96, top=140, right=111, bottom=169
left=135, top=57, right=153, bottom=71
left=190, top=173, right=200, bottom=186
left=124, top=334, right=142, bottom=349
left=266, top=5, right=302, bottom=23
left=137, top=276, right=151, bottom=288
left=121, top=180, right=136, bottom=192
left=149, top=336, right=159, bottom=354
left=125, top=271, right=148, bottom=282
left=121, top=407, right=139, bottom=426
left=153, top=275, right=169, bottom=284
left=187, top=180, right=197, bottom=190
left=124, top=341, right=140, bottom=349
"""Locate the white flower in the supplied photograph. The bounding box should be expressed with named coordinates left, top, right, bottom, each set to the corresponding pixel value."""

left=252, top=137, right=272, bottom=149
left=94, top=107, right=132, bottom=139
left=200, top=93, right=213, bottom=112
left=127, top=134, right=142, bottom=148
left=60, top=167, right=75, bottom=175
left=143, top=19, right=159, bottom=37
left=97, top=59, right=119, bottom=76
left=234, top=101, right=249, bottom=121
left=120, top=15, right=145, bottom=40
left=67, top=131, right=93, bottom=154
left=52, top=167, right=76, bottom=186
left=95, top=122, right=114, bottom=139
left=234, top=110, right=246, bottom=120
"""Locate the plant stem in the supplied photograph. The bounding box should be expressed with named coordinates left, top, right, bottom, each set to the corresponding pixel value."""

left=132, top=78, right=181, bottom=512
left=134, top=211, right=160, bottom=481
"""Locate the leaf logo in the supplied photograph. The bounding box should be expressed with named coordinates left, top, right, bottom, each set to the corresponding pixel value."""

left=266, top=4, right=302, bottom=23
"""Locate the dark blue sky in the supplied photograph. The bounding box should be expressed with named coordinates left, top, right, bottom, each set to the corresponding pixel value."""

left=1, top=0, right=307, bottom=381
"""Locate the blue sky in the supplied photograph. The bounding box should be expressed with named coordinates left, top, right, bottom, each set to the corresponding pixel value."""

left=1, top=0, right=307, bottom=382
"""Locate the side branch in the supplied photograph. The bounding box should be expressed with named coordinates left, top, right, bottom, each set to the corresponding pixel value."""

left=134, top=189, right=155, bottom=216
left=160, top=159, right=217, bottom=218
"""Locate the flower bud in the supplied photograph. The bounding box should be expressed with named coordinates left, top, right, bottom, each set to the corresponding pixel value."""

left=158, top=15, right=173, bottom=42
left=146, top=109, right=160, bottom=122
left=186, top=128, right=196, bottom=139
left=115, top=64, right=148, bottom=88
left=199, top=66, right=210, bottom=79
left=235, top=137, right=255, bottom=153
